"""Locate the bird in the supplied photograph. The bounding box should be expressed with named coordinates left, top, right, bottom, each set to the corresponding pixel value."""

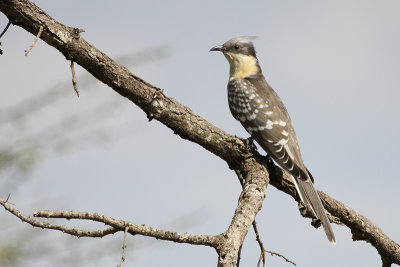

left=210, top=36, right=336, bottom=244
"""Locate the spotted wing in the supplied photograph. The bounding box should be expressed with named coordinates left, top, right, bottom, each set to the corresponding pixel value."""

left=228, top=76, right=307, bottom=180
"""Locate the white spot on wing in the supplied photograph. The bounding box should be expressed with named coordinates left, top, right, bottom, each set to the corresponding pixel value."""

left=288, top=163, right=294, bottom=171
left=276, top=145, right=284, bottom=152
left=265, top=120, right=274, bottom=129
left=284, top=144, right=294, bottom=159
left=279, top=121, right=287, bottom=127
left=277, top=152, right=285, bottom=159
left=247, top=113, right=257, bottom=120
left=274, top=139, right=288, bottom=146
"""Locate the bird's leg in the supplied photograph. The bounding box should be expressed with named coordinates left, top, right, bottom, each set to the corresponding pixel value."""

left=243, top=136, right=257, bottom=151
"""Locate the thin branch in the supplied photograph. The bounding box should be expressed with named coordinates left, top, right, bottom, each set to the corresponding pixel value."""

left=70, top=61, right=79, bottom=97
left=0, top=198, right=119, bottom=237
left=4, top=193, right=15, bottom=206
left=117, top=227, right=129, bottom=267
left=253, top=220, right=296, bottom=266
left=0, top=20, right=11, bottom=39
left=24, top=25, right=42, bottom=56
left=265, top=250, right=296, bottom=266
left=33, top=210, right=217, bottom=247
left=253, top=221, right=266, bottom=267
left=0, top=197, right=217, bottom=248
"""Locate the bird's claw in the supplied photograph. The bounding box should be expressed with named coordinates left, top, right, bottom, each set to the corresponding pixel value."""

left=311, top=218, right=322, bottom=228
left=243, top=137, right=257, bottom=151
left=264, top=154, right=274, bottom=165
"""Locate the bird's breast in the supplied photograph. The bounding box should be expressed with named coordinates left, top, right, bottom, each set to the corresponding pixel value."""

left=227, top=79, right=259, bottom=123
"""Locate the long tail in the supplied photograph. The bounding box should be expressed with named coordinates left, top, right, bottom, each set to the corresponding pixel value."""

left=293, top=177, right=336, bottom=245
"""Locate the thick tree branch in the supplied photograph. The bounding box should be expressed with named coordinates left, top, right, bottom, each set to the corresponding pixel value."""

left=319, top=191, right=400, bottom=266
left=0, top=0, right=399, bottom=266
left=267, top=162, right=400, bottom=266
left=215, top=159, right=270, bottom=266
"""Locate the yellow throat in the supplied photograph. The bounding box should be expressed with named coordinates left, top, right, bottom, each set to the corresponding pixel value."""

left=223, top=52, right=260, bottom=81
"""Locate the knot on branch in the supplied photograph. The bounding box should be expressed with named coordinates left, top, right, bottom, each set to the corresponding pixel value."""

left=72, top=27, right=85, bottom=38
left=147, top=89, right=165, bottom=121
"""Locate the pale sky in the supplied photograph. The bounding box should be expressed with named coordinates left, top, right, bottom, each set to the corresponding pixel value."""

left=1, top=1, right=400, bottom=266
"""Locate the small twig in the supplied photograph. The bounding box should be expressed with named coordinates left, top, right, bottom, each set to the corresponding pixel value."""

left=253, top=219, right=296, bottom=266
left=253, top=221, right=266, bottom=267
left=265, top=250, right=296, bottom=266
left=257, top=253, right=263, bottom=267
left=0, top=21, right=11, bottom=39
left=24, top=26, right=43, bottom=56
left=70, top=61, right=79, bottom=97
left=73, top=27, right=85, bottom=36
left=4, top=193, right=15, bottom=206
left=147, top=89, right=164, bottom=121
left=117, top=226, right=129, bottom=267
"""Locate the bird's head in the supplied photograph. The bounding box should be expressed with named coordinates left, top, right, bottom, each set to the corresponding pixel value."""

left=210, top=36, right=260, bottom=80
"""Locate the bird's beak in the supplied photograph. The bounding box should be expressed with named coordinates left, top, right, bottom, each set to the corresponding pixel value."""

left=210, top=45, right=224, bottom=52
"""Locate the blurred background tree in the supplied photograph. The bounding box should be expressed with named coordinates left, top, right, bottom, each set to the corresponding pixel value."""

left=0, top=46, right=173, bottom=266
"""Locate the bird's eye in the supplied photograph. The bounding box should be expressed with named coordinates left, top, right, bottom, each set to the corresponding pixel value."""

left=234, top=44, right=240, bottom=50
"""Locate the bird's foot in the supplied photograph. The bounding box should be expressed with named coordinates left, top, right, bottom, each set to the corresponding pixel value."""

left=311, top=218, right=322, bottom=229
left=264, top=154, right=274, bottom=165
left=243, top=137, right=257, bottom=151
